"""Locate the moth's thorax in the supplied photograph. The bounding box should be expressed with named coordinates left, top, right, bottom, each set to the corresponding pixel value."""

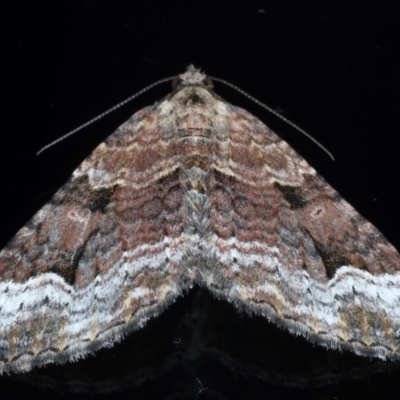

left=159, top=85, right=228, bottom=180
left=166, top=86, right=219, bottom=218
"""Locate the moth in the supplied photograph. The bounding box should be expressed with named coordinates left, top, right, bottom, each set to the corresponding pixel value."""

left=0, top=65, right=399, bottom=374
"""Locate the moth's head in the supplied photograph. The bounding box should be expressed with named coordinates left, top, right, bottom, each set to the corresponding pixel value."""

left=171, top=64, right=214, bottom=90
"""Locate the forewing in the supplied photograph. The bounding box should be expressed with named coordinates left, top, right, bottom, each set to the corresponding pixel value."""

left=205, top=105, right=400, bottom=360
left=0, top=106, right=190, bottom=374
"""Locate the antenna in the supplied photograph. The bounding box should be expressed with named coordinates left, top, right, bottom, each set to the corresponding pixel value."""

left=209, top=75, right=334, bottom=161
left=36, top=75, right=175, bottom=155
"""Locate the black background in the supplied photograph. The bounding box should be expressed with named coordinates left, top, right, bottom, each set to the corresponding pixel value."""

left=2, top=1, right=399, bottom=399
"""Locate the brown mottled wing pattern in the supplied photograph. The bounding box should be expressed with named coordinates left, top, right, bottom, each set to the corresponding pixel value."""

left=1, top=65, right=399, bottom=375
left=203, top=105, right=400, bottom=361
left=0, top=106, right=192, bottom=374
